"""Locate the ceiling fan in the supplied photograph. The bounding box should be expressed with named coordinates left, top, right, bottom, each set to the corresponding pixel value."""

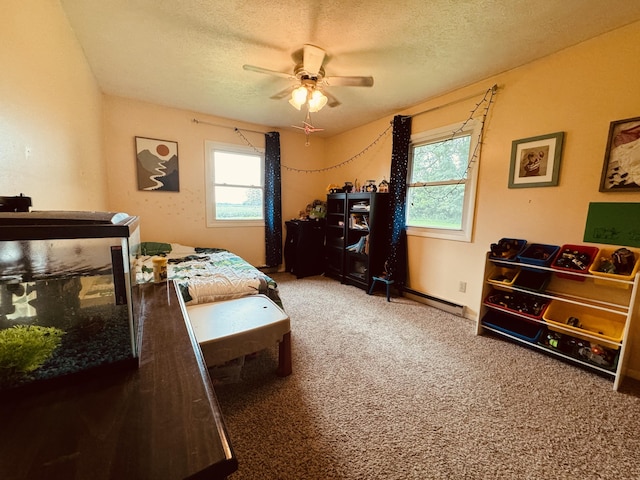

left=243, top=44, right=374, bottom=111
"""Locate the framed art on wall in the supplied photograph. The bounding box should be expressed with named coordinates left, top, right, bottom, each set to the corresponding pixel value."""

left=508, top=132, right=564, bottom=188
left=599, top=116, right=640, bottom=192
left=135, top=136, right=180, bottom=192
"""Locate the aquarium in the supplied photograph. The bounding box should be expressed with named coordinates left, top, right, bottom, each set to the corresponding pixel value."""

left=0, top=211, right=140, bottom=393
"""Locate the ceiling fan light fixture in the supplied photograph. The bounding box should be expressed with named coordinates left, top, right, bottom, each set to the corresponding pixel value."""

left=289, top=86, right=308, bottom=110
left=308, top=89, right=328, bottom=113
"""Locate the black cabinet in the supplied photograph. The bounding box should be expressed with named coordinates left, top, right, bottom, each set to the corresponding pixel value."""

left=284, top=220, right=325, bottom=278
left=325, top=193, right=346, bottom=282
left=325, top=193, right=391, bottom=291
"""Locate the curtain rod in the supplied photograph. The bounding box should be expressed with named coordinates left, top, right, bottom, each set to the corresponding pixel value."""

left=192, top=118, right=272, bottom=135
left=410, top=84, right=498, bottom=119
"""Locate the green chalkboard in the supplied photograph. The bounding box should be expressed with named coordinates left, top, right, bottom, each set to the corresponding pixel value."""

left=583, top=202, right=640, bottom=247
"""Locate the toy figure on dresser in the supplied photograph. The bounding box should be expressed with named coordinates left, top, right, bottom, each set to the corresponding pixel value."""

left=307, top=199, right=326, bottom=219
left=364, top=180, right=377, bottom=192
left=297, top=199, right=326, bottom=220
left=326, top=183, right=353, bottom=193
left=378, top=179, right=389, bottom=193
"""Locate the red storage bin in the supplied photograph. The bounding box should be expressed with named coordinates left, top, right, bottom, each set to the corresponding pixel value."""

left=484, top=289, right=549, bottom=320
left=551, top=244, right=599, bottom=281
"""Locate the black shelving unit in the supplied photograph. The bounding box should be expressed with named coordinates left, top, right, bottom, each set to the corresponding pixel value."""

left=325, top=192, right=390, bottom=291
left=325, top=193, right=346, bottom=282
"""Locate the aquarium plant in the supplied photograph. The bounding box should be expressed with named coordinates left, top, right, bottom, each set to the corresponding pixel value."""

left=0, top=325, right=65, bottom=381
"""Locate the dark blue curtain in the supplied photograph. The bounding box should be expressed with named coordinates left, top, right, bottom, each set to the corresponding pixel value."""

left=264, top=132, right=282, bottom=267
left=387, top=115, right=412, bottom=287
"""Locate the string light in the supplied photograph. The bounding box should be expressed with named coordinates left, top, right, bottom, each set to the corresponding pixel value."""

left=234, top=128, right=265, bottom=155
left=234, top=123, right=393, bottom=173
left=220, top=84, right=496, bottom=177
left=408, top=85, right=497, bottom=202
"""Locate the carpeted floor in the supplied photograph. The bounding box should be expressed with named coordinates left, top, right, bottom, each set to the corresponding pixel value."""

left=215, top=273, right=640, bottom=480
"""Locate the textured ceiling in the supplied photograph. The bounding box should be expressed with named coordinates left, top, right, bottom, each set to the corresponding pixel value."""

left=60, top=0, right=640, bottom=136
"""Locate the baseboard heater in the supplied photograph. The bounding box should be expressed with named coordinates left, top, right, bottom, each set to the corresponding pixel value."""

left=402, top=287, right=466, bottom=317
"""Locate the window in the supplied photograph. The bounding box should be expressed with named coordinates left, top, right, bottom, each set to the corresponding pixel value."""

left=205, top=142, right=264, bottom=227
left=406, top=120, right=481, bottom=242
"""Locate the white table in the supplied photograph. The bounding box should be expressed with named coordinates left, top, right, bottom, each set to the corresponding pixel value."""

left=186, top=295, right=292, bottom=377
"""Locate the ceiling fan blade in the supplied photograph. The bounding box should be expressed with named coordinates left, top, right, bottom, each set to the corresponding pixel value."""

left=303, top=44, right=326, bottom=76
left=325, top=76, right=374, bottom=87
left=243, top=64, right=293, bottom=79
left=270, top=85, right=295, bottom=100
left=323, top=90, right=341, bottom=108
left=290, top=47, right=304, bottom=65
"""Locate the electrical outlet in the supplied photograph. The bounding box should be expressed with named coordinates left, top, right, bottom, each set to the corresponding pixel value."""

left=458, top=281, right=467, bottom=293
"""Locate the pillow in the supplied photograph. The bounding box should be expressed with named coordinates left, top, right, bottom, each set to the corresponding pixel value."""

left=140, top=242, right=172, bottom=256
left=170, top=243, right=196, bottom=255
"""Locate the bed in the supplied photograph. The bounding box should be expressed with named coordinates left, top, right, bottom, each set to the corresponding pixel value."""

left=135, top=242, right=282, bottom=308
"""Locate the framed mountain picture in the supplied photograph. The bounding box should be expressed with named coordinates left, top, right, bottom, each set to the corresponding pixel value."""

left=135, top=136, right=179, bottom=192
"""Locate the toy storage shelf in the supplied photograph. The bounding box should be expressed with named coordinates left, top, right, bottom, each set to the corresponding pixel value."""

left=477, top=252, right=640, bottom=391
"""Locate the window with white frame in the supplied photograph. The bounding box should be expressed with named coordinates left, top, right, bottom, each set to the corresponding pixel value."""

left=405, top=120, right=481, bottom=242
left=205, top=141, right=265, bottom=227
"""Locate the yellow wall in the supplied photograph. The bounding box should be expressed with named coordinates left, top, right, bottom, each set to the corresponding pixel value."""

left=4, top=1, right=640, bottom=376
left=0, top=0, right=107, bottom=210
left=325, top=21, right=640, bottom=375
left=322, top=117, right=395, bottom=191
left=103, top=95, right=327, bottom=265
left=101, top=95, right=396, bottom=266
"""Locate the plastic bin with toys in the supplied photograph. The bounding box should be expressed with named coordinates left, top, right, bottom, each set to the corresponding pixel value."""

left=588, top=247, right=640, bottom=289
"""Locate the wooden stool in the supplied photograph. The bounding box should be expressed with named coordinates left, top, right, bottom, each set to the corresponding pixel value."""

left=368, top=276, right=394, bottom=302
left=186, top=295, right=292, bottom=377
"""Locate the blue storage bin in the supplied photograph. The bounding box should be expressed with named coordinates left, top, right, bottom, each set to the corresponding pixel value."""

left=481, top=310, right=543, bottom=344
left=489, top=238, right=527, bottom=262
left=517, top=243, right=560, bottom=268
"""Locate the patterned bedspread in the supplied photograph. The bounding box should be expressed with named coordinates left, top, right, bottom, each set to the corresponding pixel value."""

left=135, top=244, right=281, bottom=307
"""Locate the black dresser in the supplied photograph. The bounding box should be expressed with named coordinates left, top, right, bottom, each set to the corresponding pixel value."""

left=284, top=219, right=325, bottom=278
